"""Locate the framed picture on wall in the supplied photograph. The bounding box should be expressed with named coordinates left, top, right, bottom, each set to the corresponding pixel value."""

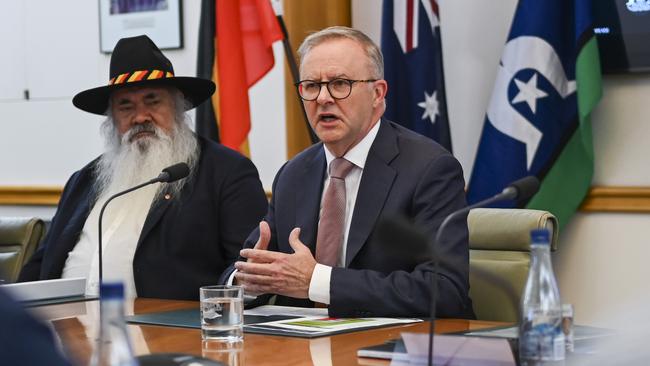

left=99, top=0, right=183, bottom=53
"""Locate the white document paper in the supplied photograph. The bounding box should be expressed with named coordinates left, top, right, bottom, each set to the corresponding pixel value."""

left=246, top=313, right=420, bottom=336
left=464, top=325, right=615, bottom=342
left=244, top=305, right=328, bottom=318
left=2, top=277, right=86, bottom=302
left=400, top=332, right=516, bottom=366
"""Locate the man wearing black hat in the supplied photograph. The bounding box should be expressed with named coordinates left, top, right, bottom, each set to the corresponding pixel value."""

left=18, top=35, right=268, bottom=300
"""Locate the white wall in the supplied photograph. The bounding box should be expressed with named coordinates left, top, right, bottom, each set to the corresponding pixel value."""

left=591, top=76, right=650, bottom=185
left=0, top=0, right=285, bottom=192
left=557, top=74, right=650, bottom=328
left=3, top=0, right=650, bottom=328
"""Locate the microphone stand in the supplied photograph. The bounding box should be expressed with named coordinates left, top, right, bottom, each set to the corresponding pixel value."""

left=427, top=190, right=519, bottom=366
left=93, top=163, right=197, bottom=364
left=97, top=177, right=162, bottom=285
left=96, top=162, right=188, bottom=287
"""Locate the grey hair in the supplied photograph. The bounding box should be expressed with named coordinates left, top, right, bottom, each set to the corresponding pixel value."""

left=297, top=26, right=384, bottom=79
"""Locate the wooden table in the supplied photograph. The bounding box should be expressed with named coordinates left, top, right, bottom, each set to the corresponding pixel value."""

left=33, top=298, right=507, bottom=366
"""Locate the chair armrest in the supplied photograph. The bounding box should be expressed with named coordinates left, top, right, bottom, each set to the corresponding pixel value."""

left=468, top=208, right=558, bottom=251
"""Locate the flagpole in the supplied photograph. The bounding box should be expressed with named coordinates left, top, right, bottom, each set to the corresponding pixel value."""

left=435, top=16, right=452, bottom=153
left=271, top=0, right=319, bottom=144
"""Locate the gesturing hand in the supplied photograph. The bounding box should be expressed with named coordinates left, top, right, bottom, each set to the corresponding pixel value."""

left=251, top=221, right=271, bottom=257
left=234, top=228, right=316, bottom=299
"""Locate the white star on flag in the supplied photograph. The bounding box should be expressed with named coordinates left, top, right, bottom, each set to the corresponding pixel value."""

left=511, top=73, right=548, bottom=114
left=417, top=90, right=440, bottom=125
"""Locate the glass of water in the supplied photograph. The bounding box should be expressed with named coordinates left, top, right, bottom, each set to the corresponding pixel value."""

left=200, top=285, right=244, bottom=342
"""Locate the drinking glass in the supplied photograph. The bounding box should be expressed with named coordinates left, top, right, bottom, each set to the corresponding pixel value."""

left=199, top=285, right=244, bottom=342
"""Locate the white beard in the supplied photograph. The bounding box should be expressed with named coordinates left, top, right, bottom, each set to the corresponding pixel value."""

left=94, top=116, right=198, bottom=202
left=61, top=107, right=199, bottom=298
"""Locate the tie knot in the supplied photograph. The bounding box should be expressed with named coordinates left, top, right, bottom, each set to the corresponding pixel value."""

left=329, top=158, right=355, bottom=179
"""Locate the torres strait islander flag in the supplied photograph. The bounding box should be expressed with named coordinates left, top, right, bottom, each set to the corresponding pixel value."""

left=467, top=0, right=602, bottom=229
left=381, top=0, right=452, bottom=152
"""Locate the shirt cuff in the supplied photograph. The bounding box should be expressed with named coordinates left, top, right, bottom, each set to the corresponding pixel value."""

left=227, top=269, right=237, bottom=285
left=229, top=269, right=258, bottom=302
left=308, top=263, right=332, bottom=304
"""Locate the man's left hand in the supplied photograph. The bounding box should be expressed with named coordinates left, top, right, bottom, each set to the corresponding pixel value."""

left=234, top=228, right=316, bottom=299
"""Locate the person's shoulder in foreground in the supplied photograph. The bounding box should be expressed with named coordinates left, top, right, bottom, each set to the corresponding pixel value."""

left=0, top=288, right=72, bottom=365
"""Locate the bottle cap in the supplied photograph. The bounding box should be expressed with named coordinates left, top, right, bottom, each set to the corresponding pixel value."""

left=100, top=282, right=125, bottom=299
left=530, top=228, right=550, bottom=244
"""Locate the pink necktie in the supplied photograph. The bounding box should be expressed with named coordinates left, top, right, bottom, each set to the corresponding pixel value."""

left=316, top=158, right=355, bottom=267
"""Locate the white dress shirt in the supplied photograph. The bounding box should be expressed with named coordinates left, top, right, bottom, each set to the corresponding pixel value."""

left=61, top=185, right=158, bottom=298
left=308, top=121, right=381, bottom=304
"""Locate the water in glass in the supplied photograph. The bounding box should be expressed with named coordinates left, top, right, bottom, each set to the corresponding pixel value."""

left=201, top=296, right=243, bottom=341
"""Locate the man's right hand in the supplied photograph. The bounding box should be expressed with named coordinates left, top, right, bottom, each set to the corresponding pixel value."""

left=251, top=221, right=271, bottom=255
left=234, top=221, right=271, bottom=290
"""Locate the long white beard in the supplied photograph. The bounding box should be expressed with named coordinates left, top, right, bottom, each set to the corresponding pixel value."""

left=94, top=116, right=198, bottom=202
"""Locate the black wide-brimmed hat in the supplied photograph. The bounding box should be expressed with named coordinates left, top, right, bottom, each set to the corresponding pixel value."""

left=72, top=35, right=215, bottom=115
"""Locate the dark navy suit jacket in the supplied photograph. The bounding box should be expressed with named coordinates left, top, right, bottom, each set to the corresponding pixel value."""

left=0, top=288, right=72, bottom=365
left=19, top=137, right=268, bottom=300
left=222, top=120, right=474, bottom=318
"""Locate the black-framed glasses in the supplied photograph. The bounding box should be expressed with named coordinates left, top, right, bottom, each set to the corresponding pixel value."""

left=295, top=78, right=377, bottom=101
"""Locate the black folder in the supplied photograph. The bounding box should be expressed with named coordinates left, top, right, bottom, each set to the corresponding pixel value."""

left=126, top=308, right=419, bottom=338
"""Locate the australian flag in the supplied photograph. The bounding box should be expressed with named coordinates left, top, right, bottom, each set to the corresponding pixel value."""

left=467, top=0, right=598, bottom=213
left=381, top=0, right=452, bottom=152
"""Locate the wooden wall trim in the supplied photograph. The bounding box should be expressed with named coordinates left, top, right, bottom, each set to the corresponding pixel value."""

left=0, top=186, right=62, bottom=206
left=2, top=185, right=650, bottom=212
left=579, top=186, right=650, bottom=213
left=0, top=186, right=273, bottom=207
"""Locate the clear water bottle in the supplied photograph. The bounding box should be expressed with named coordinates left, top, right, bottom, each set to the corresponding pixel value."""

left=90, top=282, right=139, bottom=366
left=519, top=229, right=565, bottom=364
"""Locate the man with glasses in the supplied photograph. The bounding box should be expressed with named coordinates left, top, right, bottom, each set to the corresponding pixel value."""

left=224, top=26, right=474, bottom=318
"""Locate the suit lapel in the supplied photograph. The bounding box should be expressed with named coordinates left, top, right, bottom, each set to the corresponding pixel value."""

left=47, top=175, right=96, bottom=277
left=295, top=146, right=326, bottom=253
left=346, top=121, right=399, bottom=266
left=138, top=141, right=206, bottom=248
left=137, top=189, right=174, bottom=248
